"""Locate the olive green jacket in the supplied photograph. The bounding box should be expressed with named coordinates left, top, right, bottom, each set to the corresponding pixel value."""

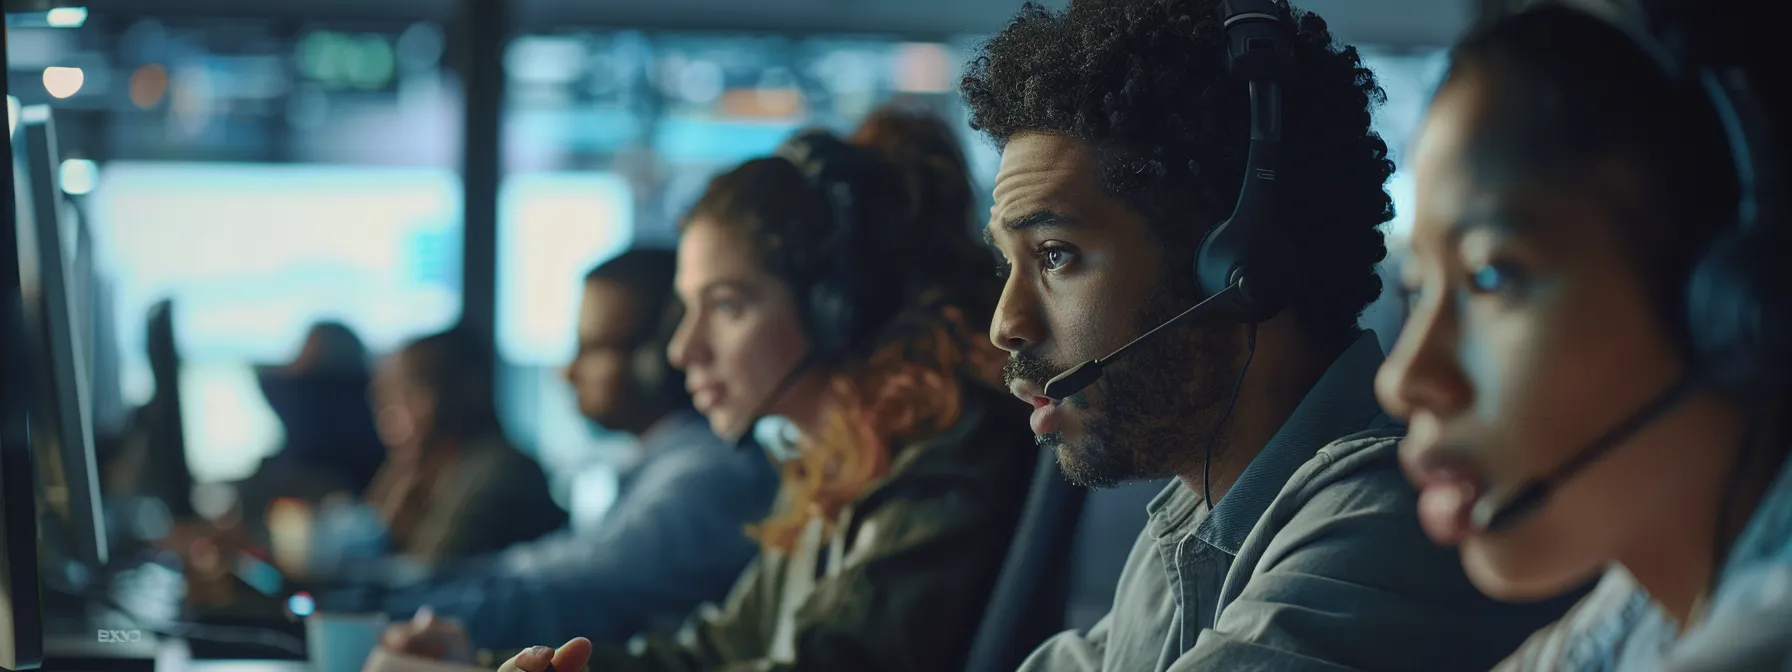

left=580, top=384, right=1037, bottom=672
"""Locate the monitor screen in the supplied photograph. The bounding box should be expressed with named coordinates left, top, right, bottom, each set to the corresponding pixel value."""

left=2, top=93, right=46, bottom=671
left=14, top=105, right=107, bottom=572
left=496, top=171, right=633, bottom=367
left=87, top=162, right=463, bottom=484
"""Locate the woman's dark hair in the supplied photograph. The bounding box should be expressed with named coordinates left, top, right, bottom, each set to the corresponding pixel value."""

left=849, top=102, right=1000, bottom=331
left=680, top=117, right=1003, bottom=551
left=849, top=102, right=975, bottom=233
left=401, top=327, right=503, bottom=443
left=1444, top=1, right=1787, bottom=346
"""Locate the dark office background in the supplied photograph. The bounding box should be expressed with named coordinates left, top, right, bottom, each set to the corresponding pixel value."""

left=6, top=0, right=1469, bottom=530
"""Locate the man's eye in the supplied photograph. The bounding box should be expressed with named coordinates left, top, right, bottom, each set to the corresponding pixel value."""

left=1039, top=243, right=1076, bottom=271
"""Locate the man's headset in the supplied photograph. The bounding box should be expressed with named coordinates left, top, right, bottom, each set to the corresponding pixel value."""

left=1472, top=0, right=1789, bottom=532
left=1043, top=0, right=1297, bottom=401
left=723, top=130, right=905, bottom=443
left=628, top=301, right=684, bottom=408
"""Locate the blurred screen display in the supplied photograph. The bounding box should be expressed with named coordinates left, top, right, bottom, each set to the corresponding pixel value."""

left=90, top=161, right=462, bottom=388
left=497, top=171, right=634, bottom=367
left=88, top=162, right=463, bottom=482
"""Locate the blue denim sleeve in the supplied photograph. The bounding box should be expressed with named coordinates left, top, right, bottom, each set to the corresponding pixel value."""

left=375, top=445, right=779, bottom=650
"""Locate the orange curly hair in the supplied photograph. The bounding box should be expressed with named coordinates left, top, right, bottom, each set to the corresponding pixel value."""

left=756, top=295, right=1002, bottom=550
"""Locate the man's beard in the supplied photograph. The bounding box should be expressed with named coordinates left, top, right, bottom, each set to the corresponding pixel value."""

left=1003, top=283, right=1240, bottom=488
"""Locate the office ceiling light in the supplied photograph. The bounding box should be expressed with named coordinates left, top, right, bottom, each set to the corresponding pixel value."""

left=46, top=7, right=87, bottom=27
left=43, top=67, right=85, bottom=98
left=4, top=7, right=87, bottom=28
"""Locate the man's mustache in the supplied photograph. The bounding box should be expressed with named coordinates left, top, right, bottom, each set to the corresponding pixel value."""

left=1003, top=352, right=1092, bottom=409
left=1002, top=352, right=1064, bottom=390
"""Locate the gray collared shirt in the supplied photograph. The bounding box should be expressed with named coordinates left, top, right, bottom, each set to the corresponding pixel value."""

left=1021, top=332, right=1583, bottom=672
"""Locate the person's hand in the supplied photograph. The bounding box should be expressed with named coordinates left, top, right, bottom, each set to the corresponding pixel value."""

left=380, top=608, right=475, bottom=664
left=163, top=520, right=252, bottom=570
left=497, top=639, right=591, bottom=672
left=162, top=520, right=255, bottom=607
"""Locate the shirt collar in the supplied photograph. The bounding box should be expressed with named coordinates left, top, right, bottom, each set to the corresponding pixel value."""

left=1718, top=448, right=1792, bottom=581
left=637, top=408, right=716, bottom=457
left=1188, top=330, right=1391, bottom=554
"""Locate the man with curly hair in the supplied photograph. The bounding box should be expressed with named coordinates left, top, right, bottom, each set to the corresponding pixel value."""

left=966, top=1, right=1584, bottom=669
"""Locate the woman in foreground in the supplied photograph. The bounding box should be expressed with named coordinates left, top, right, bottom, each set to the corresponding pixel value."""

left=1375, top=1, right=1792, bottom=668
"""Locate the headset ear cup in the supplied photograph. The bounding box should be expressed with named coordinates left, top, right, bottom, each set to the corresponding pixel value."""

left=1685, top=231, right=1781, bottom=395
left=807, top=283, right=850, bottom=357
left=631, top=342, right=668, bottom=403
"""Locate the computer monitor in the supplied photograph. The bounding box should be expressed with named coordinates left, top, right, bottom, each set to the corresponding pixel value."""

left=2, top=89, right=47, bottom=672
left=85, top=258, right=127, bottom=440
left=67, top=209, right=122, bottom=439
left=14, top=105, right=108, bottom=573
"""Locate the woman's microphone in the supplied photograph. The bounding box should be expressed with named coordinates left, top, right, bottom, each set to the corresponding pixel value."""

left=1472, top=372, right=1704, bottom=532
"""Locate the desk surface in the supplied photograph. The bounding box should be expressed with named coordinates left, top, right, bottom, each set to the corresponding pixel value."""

left=161, top=639, right=309, bottom=672
left=46, top=635, right=311, bottom=672
left=184, top=661, right=311, bottom=671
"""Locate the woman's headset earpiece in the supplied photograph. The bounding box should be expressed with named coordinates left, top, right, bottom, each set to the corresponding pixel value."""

left=1559, top=0, right=1790, bottom=396
left=773, top=130, right=904, bottom=360
left=718, top=130, right=910, bottom=446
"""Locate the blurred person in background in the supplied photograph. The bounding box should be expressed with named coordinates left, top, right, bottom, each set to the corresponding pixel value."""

left=180, top=325, right=565, bottom=604
left=232, top=321, right=389, bottom=546
left=320, top=249, right=778, bottom=651
left=361, top=327, right=567, bottom=566
left=1374, top=1, right=1792, bottom=669
left=416, top=110, right=1037, bottom=672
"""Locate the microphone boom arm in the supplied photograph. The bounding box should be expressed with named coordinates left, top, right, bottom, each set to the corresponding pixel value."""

left=1473, top=371, right=1706, bottom=532
left=1043, top=281, right=1244, bottom=401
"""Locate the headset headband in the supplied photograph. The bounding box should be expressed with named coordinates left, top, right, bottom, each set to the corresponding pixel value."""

left=1556, top=0, right=1785, bottom=238
left=1549, top=0, right=1788, bottom=391
left=1193, top=0, right=1297, bottom=323
left=774, top=129, right=886, bottom=358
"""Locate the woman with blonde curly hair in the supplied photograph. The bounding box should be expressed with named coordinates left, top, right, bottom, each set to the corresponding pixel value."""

left=486, top=108, right=1039, bottom=672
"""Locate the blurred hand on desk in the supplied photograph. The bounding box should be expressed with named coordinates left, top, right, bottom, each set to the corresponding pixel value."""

left=380, top=609, right=591, bottom=672
left=381, top=608, right=476, bottom=664
left=161, top=520, right=255, bottom=606
left=496, top=639, right=591, bottom=672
